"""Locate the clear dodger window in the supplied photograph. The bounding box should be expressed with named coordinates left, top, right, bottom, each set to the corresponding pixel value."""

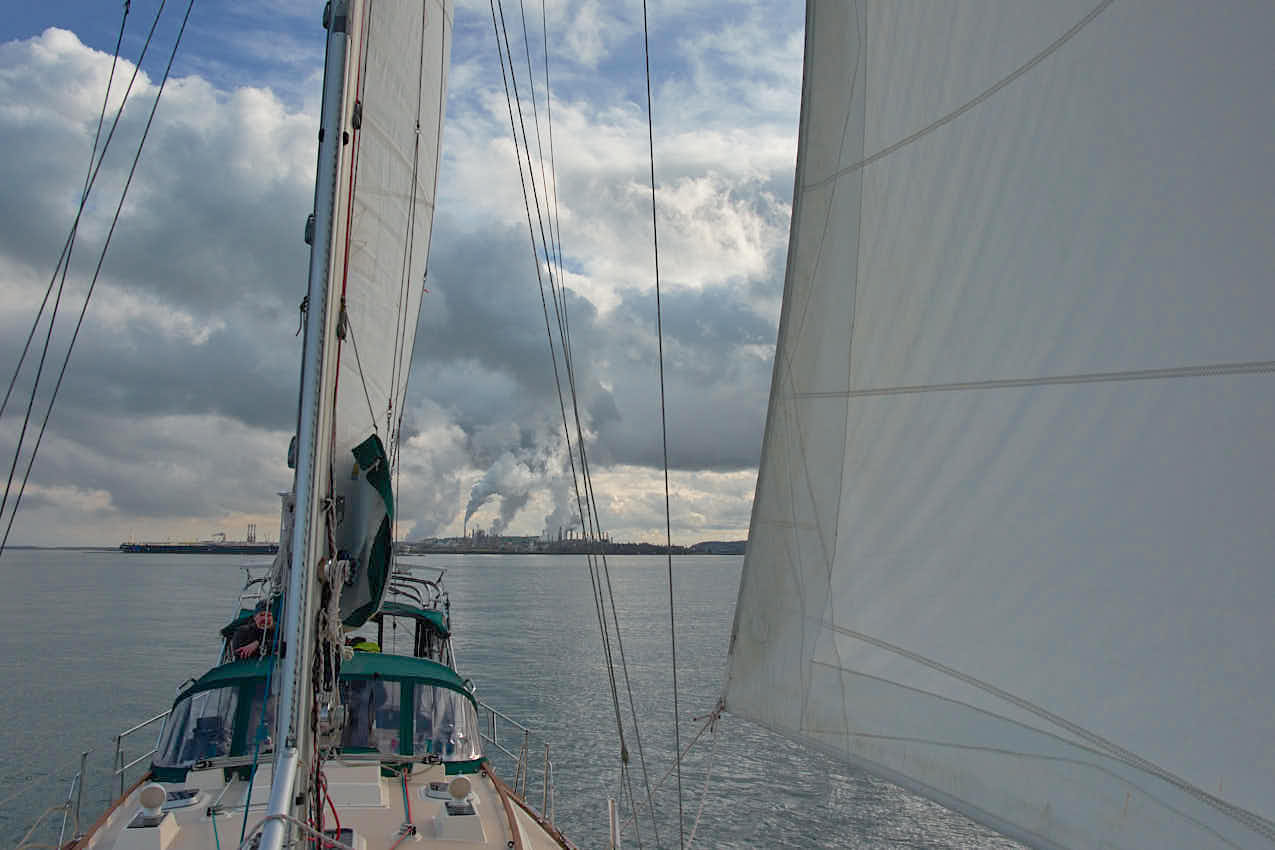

left=414, top=685, right=481, bottom=761
left=154, top=686, right=238, bottom=768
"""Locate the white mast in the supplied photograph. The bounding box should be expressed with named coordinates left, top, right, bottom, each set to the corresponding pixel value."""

left=260, top=3, right=351, bottom=848
left=260, top=2, right=453, bottom=845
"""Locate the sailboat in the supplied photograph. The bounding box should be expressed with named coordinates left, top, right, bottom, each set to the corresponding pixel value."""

left=722, top=1, right=1275, bottom=849
left=15, top=0, right=1275, bottom=848
left=47, top=1, right=576, bottom=848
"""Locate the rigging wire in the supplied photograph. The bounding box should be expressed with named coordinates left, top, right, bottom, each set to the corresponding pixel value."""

left=506, top=3, right=663, bottom=841
left=640, top=0, right=685, bottom=845
left=683, top=715, right=719, bottom=850
left=0, top=0, right=165, bottom=534
left=0, top=0, right=140, bottom=425
left=512, top=0, right=663, bottom=839
left=488, top=2, right=660, bottom=844
left=0, top=0, right=196, bottom=558
left=515, top=0, right=557, bottom=273
left=539, top=0, right=567, bottom=306
left=340, top=304, right=380, bottom=438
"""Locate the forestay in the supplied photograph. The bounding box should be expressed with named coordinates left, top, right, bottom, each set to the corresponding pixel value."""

left=326, top=0, right=453, bottom=625
left=724, top=2, right=1275, bottom=848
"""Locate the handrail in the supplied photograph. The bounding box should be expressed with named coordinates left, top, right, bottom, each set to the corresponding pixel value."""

left=479, top=700, right=531, bottom=733
left=56, top=750, right=89, bottom=847
left=28, top=709, right=167, bottom=848
left=474, top=700, right=555, bottom=829
left=113, top=709, right=170, bottom=798
left=119, top=750, right=156, bottom=773
left=116, top=709, right=170, bottom=739
left=482, top=737, right=523, bottom=764
left=388, top=584, right=425, bottom=606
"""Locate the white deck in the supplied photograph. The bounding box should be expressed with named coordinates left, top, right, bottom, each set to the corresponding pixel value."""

left=75, top=760, right=572, bottom=850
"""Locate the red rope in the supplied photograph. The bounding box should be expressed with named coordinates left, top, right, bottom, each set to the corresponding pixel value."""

left=328, top=0, right=369, bottom=457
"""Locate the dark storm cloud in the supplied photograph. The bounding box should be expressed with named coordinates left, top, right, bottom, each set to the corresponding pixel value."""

left=1, top=3, right=804, bottom=543
left=0, top=31, right=315, bottom=318
left=406, top=218, right=781, bottom=475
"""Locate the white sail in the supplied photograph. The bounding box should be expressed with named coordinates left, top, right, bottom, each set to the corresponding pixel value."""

left=326, top=0, right=453, bottom=624
left=724, top=2, right=1275, bottom=848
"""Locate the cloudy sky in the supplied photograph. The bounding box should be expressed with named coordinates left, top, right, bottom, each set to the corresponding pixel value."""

left=0, top=0, right=804, bottom=546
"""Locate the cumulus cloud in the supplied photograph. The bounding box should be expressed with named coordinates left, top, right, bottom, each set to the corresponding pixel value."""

left=1, top=2, right=803, bottom=546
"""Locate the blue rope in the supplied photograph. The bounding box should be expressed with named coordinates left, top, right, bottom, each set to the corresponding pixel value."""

left=240, top=599, right=285, bottom=843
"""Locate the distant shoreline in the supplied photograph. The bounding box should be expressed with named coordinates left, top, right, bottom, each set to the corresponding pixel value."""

left=399, top=540, right=747, bottom=556
left=10, top=540, right=747, bottom=555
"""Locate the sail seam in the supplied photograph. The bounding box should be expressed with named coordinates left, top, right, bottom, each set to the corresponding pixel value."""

left=800, top=687, right=1249, bottom=849
left=805, top=0, right=1117, bottom=189
left=820, top=623, right=1275, bottom=839
left=792, top=359, right=1275, bottom=398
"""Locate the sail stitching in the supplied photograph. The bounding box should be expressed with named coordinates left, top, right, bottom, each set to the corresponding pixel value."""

left=794, top=359, right=1275, bottom=399
left=819, top=623, right=1275, bottom=839
left=775, top=0, right=867, bottom=752
left=825, top=0, right=869, bottom=763
left=805, top=0, right=1116, bottom=190
left=797, top=663, right=1251, bottom=850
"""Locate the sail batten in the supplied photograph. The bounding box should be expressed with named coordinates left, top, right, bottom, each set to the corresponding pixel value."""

left=726, top=2, right=1275, bottom=847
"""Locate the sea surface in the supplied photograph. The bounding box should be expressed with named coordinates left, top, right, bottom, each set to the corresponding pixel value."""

left=0, top=550, right=1021, bottom=848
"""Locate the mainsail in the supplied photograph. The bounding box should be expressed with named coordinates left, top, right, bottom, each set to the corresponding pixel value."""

left=263, top=2, right=453, bottom=847
left=724, top=2, right=1275, bottom=848
left=318, top=0, right=452, bottom=627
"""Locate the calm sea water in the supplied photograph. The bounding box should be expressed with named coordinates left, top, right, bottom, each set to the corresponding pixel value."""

left=0, top=550, right=1020, bottom=848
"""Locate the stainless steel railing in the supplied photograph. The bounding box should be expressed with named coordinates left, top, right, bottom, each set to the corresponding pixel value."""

left=14, top=707, right=171, bottom=849
left=477, top=700, right=556, bottom=825
left=112, top=710, right=171, bottom=799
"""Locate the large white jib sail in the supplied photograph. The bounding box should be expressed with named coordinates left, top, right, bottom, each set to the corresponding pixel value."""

left=723, top=2, right=1275, bottom=848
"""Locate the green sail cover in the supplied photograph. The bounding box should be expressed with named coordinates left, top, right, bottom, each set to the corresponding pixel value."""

left=341, top=434, right=393, bottom=626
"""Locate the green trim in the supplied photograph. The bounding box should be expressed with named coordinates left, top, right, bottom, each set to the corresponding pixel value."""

left=345, top=432, right=394, bottom=628
left=399, top=683, right=414, bottom=756
left=338, top=653, right=474, bottom=706
left=151, top=765, right=188, bottom=783
left=376, top=602, right=450, bottom=637
left=352, top=434, right=393, bottom=516
left=345, top=515, right=391, bottom=626
left=229, top=682, right=255, bottom=757
left=445, top=758, right=486, bottom=775
left=175, top=657, right=274, bottom=704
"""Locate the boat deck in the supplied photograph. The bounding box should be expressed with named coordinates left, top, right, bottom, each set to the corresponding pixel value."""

left=76, top=759, right=572, bottom=850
